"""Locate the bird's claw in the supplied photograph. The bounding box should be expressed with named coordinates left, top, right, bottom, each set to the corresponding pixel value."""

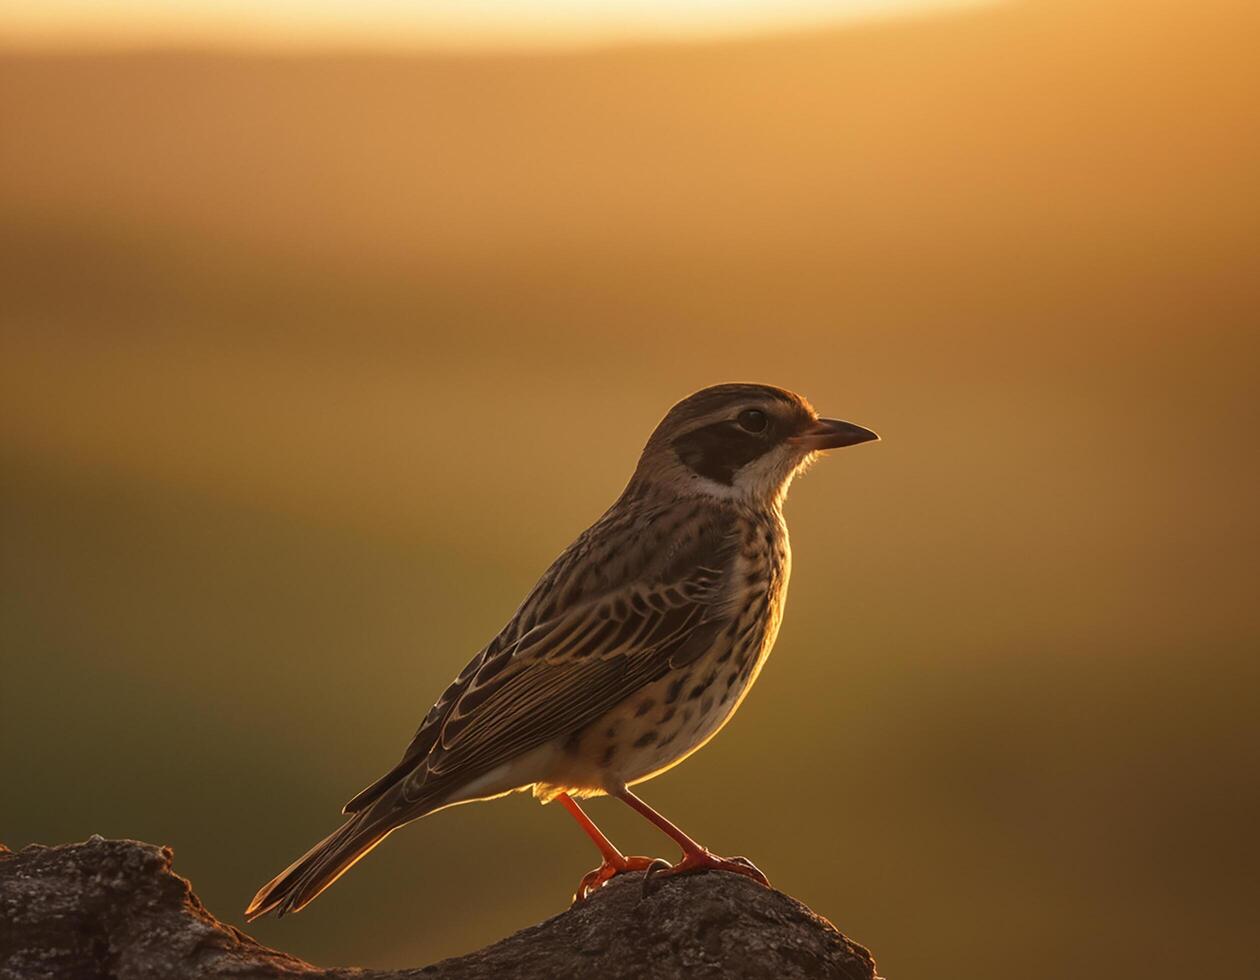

left=723, top=854, right=769, bottom=883
left=639, top=857, right=673, bottom=897
left=637, top=848, right=771, bottom=897
left=572, top=855, right=660, bottom=905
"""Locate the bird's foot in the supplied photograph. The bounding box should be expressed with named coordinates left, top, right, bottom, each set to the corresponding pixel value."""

left=572, top=854, right=660, bottom=904
left=641, top=849, right=770, bottom=896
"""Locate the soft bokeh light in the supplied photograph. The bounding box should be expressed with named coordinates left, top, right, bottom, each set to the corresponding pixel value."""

left=2, top=2, right=1257, bottom=980
left=0, top=0, right=995, bottom=49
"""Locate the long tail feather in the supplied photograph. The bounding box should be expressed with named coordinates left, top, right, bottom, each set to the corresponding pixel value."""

left=244, top=812, right=397, bottom=921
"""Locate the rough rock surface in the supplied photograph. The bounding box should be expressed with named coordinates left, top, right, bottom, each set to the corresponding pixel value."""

left=0, top=838, right=878, bottom=980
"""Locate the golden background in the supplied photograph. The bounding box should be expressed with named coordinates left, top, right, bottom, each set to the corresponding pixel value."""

left=1, top=1, right=1257, bottom=978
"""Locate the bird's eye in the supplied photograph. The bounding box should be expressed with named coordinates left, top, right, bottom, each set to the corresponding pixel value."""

left=737, top=409, right=768, bottom=433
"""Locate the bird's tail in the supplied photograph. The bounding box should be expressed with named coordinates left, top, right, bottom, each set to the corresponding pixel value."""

left=244, top=809, right=398, bottom=921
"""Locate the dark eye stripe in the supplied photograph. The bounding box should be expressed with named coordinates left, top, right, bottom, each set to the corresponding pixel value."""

left=671, top=418, right=776, bottom=484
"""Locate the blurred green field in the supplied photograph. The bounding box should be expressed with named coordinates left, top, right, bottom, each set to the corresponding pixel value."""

left=2, top=2, right=1258, bottom=978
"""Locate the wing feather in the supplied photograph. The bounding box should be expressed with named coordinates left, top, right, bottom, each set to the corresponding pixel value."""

left=402, top=509, right=742, bottom=802
left=349, top=503, right=743, bottom=812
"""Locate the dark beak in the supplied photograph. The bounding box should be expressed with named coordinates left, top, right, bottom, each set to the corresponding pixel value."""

left=789, top=418, right=880, bottom=451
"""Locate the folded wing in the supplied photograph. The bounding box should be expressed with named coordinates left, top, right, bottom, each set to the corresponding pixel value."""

left=345, top=506, right=742, bottom=814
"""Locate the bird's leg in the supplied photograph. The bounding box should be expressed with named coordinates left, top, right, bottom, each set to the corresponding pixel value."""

left=613, top=787, right=770, bottom=891
left=557, top=793, right=659, bottom=902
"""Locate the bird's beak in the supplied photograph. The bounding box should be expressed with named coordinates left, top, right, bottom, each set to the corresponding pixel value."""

left=789, top=418, right=880, bottom=451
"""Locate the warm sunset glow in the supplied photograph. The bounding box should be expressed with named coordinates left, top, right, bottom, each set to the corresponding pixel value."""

left=0, top=0, right=997, bottom=49
left=4, top=0, right=1255, bottom=974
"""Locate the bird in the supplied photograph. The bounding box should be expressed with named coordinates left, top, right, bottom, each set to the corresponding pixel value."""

left=245, top=382, right=877, bottom=919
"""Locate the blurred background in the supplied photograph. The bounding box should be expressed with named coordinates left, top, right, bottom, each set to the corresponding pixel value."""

left=2, top=1, right=1257, bottom=977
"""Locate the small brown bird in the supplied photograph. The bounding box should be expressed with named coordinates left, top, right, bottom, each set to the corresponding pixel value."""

left=246, top=383, right=877, bottom=919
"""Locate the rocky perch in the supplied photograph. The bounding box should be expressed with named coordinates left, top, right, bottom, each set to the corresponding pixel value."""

left=0, top=837, right=878, bottom=980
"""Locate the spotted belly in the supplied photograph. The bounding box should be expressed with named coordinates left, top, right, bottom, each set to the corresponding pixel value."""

left=530, top=508, right=791, bottom=801
left=605, top=641, right=765, bottom=786
left=545, top=602, right=783, bottom=798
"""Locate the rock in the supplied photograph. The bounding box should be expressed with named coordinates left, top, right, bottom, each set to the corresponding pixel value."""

left=0, top=838, right=878, bottom=980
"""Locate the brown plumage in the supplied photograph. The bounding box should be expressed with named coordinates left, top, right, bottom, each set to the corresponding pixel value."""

left=246, top=383, right=877, bottom=919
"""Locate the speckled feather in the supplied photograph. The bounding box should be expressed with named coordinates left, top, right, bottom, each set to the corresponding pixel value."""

left=245, top=383, right=847, bottom=920
left=344, top=492, right=787, bottom=812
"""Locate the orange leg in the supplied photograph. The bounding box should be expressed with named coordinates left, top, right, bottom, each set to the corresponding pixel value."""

left=614, top=786, right=770, bottom=889
left=557, top=793, right=659, bottom=902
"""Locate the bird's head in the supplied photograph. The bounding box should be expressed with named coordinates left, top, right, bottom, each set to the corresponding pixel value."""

left=633, top=383, right=878, bottom=507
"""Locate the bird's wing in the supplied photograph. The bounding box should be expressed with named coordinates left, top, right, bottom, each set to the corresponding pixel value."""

left=414, top=581, right=728, bottom=791
left=339, top=647, right=492, bottom=813
left=346, top=506, right=745, bottom=812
